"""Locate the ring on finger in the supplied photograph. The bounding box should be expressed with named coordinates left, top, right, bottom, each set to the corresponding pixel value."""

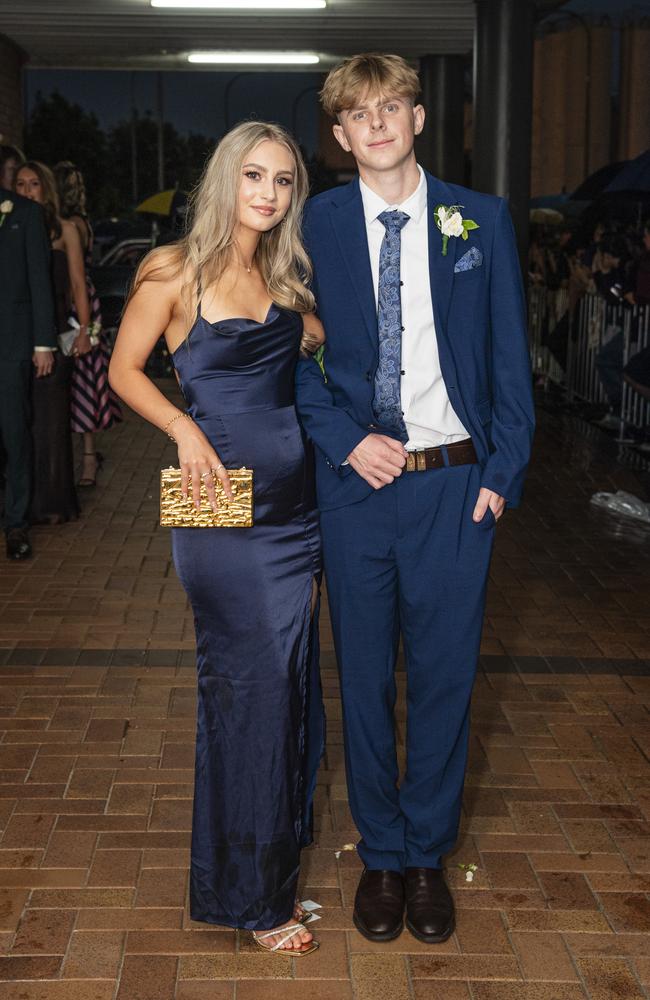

left=212, top=464, right=225, bottom=474
left=200, top=471, right=213, bottom=481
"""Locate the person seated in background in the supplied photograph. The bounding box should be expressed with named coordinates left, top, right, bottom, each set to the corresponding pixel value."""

left=624, top=221, right=650, bottom=308
left=591, top=233, right=629, bottom=306
left=528, top=224, right=549, bottom=286
left=621, top=222, right=650, bottom=451
left=549, top=223, right=576, bottom=291
left=592, top=235, right=631, bottom=428
left=584, top=220, right=606, bottom=272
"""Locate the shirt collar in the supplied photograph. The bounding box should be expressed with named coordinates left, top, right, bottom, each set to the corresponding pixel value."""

left=359, top=164, right=428, bottom=226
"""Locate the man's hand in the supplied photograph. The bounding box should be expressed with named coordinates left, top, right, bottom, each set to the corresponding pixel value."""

left=32, top=350, right=54, bottom=378
left=347, top=434, right=407, bottom=489
left=473, top=486, right=506, bottom=523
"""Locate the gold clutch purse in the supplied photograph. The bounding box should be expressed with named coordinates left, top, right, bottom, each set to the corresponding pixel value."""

left=160, top=467, right=254, bottom=528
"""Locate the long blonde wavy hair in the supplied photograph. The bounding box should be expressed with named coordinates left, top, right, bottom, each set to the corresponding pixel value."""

left=131, top=120, right=315, bottom=319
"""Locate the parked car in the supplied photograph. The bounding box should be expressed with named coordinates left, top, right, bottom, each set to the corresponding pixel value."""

left=90, top=238, right=152, bottom=332
left=90, top=235, right=175, bottom=377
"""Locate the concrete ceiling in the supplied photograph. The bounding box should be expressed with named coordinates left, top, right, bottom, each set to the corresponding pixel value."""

left=1, top=0, right=567, bottom=70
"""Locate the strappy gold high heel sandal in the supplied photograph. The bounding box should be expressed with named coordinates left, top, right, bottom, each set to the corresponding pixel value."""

left=252, top=910, right=320, bottom=957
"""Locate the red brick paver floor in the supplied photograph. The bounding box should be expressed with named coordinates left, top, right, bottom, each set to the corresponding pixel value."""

left=0, top=393, right=649, bottom=999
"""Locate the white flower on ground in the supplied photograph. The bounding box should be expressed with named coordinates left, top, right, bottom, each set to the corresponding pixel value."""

left=457, top=861, right=478, bottom=882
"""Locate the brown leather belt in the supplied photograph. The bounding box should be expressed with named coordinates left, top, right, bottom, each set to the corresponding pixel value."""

left=405, top=437, right=478, bottom=472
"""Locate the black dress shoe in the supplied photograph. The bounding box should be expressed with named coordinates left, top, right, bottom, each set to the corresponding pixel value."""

left=6, top=528, right=32, bottom=561
left=405, top=867, right=455, bottom=943
left=353, top=868, right=405, bottom=942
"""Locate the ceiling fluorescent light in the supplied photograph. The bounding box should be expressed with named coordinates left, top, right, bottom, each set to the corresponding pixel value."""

left=188, top=51, right=320, bottom=64
left=153, top=2, right=326, bottom=9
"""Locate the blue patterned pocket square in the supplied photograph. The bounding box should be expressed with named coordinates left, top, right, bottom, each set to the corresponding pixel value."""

left=454, top=247, right=483, bottom=273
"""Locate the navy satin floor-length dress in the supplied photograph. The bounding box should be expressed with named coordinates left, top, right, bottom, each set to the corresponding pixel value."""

left=170, top=299, right=324, bottom=931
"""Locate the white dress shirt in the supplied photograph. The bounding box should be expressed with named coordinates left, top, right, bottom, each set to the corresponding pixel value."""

left=359, top=166, right=469, bottom=449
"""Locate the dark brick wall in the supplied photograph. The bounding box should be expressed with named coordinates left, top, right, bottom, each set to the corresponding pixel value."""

left=0, top=35, right=24, bottom=147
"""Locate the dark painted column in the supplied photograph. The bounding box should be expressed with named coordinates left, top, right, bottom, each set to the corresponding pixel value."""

left=418, top=54, right=466, bottom=184
left=0, top=35, right=25, bottom=146
left=473, top=0, right=535, bottom=264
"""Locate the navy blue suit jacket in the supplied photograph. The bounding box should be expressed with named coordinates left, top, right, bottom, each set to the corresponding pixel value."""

left=295, top=171, right=535, bottom=511
left=0, top=187, right=56, bottom=362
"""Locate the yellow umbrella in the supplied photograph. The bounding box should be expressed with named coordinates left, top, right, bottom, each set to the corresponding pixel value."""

left=136, top=189, right=187, bottom=215
left=529, top=207, right=565, bottom=225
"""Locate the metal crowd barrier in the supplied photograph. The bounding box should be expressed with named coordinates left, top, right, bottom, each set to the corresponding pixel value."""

left=621, top=304, right=650, bottom=438
left=528, top=285, right=568, bottom=389
left=529, top=288, right=650, bottom=437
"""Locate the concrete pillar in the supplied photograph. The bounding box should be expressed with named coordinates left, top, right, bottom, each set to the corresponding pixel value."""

left=318, top=106, right=355, bottom=174
left=532, top=26, right=568, bottom=196
left=618, top=23, right=650, bottom=160
left=564, top=25, right=590, bottom=188
left=588, top=26, right=613, bottom=175
left=0, top=34, right=24, bottom=147
left=473, top=0, right=535, bottom=264
left=418, top=54, right=466, bottom=184
left=530, top=21, right=612, bottom=198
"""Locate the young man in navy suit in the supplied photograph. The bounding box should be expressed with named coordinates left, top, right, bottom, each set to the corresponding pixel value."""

left=295, top=54, right=535, bottom=944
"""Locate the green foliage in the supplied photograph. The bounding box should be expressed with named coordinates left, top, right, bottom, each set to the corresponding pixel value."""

left=313, top=344, right=326, bottom=380
left=25, top=91, right=214, bottom=217
left=25, top=91, right=108, bottom=209
left=107, top=113, right=212, bottom=209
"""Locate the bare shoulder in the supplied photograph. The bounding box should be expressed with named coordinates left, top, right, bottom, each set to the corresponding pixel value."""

left=61, top=217, right=82, bottom=246
left=69, top=213, right=90, bottom=245
left=134, top=245, right=185, bottom=303
left=139, top=244, right=181, bottom=279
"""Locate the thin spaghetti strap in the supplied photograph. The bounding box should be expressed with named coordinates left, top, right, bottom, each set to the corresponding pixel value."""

left=196, top=274, right=202, bottom=318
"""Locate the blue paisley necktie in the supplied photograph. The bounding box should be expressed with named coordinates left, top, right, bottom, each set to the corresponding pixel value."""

left=372, top=209, right=410, bottom=440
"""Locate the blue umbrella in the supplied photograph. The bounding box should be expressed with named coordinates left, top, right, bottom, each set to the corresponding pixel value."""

left=605, top=149, right=650, bottom=193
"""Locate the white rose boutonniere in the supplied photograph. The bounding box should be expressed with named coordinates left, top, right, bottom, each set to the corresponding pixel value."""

left=0, top=199, right=14, bottom=228
left=434, top=203, right=479, bottom=256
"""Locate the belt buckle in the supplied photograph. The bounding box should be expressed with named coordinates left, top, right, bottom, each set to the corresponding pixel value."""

left=406, top=452, right=416, bottom=472
left=416, top=451, right=427, bottom=472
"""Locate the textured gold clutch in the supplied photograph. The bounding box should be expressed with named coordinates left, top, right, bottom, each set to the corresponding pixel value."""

left=160, top=467, right=254, bottom=528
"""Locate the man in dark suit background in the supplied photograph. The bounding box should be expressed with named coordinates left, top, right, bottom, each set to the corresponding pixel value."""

left=0, top=184, right=56, bottom=559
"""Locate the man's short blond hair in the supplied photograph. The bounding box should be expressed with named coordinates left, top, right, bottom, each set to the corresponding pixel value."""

left=320, top=53, right=421, bottom=118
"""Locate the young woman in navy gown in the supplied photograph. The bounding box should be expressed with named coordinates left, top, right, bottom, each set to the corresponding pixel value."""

left=109, top=122, right=325, bottom=955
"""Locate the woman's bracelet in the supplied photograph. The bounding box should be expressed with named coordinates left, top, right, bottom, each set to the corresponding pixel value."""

left=163, top=412, right=191, bottom=440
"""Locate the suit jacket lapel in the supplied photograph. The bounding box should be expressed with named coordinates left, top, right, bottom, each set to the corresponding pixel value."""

left=327, top=173, right=460, bottom=352
left=329, top=178, right=378, bottom=351
left=426, top=171, right=457, bottom=343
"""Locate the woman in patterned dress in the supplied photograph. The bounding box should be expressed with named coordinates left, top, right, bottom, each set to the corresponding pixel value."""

left=54, top=162, right=122, bottom=487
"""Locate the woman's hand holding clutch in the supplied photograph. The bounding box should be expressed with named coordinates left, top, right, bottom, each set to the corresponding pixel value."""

left=172, top=416, right=234, bottom=509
